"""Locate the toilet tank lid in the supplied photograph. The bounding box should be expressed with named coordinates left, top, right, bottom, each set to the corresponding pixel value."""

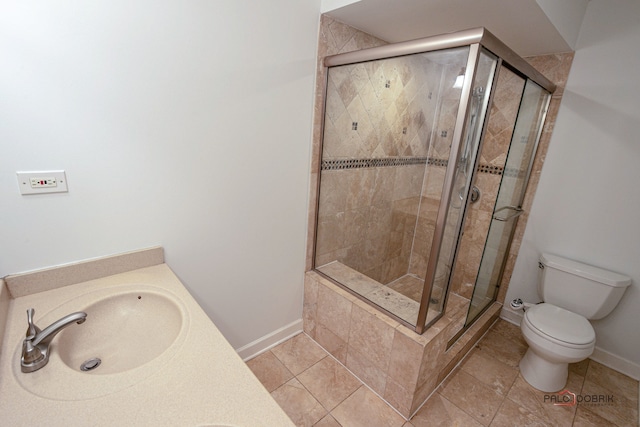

left=540, top=253, right=631, bottom=288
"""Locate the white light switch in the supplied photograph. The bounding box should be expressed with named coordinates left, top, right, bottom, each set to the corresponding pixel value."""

left=17, top=171, right=68, bottom=195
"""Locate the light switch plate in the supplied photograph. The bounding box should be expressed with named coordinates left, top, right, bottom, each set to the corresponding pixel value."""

left=17, top=170, right=68, bottom=195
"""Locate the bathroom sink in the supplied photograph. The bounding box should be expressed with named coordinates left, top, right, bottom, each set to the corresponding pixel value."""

left=57, top=290, right=183, bottom=374
left=14, top=284, right=189, bottom=400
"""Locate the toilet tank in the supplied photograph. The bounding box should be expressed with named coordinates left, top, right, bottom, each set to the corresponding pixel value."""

left=538, top=253, right=631, bottom=320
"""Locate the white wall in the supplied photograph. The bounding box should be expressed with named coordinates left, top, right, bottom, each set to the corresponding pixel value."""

left=507, top=0, right=640, bottom=368
left=535, top=0, right=589, bottom=50
left=321, top=0, right=361, bottom=13
left=0, top=0, right=320, bottom=349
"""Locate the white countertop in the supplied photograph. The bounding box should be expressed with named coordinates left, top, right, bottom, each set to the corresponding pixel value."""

left=0, top=263, right=294, bottom=426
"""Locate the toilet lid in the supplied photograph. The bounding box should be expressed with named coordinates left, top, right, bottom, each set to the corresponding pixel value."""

left=526, top=303, right=595, bottom=345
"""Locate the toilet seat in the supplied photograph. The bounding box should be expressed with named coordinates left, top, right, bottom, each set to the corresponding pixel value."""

left=524, top=303, right=595, bottom=347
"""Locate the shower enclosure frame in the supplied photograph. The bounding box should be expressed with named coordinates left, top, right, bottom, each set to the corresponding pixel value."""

left=312, top=27, right=556, bottom=335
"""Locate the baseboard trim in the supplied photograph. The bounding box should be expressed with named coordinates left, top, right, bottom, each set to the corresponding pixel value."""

left=236, top=319, right=303, bottom=362
left=499, top=307, right=523, bottom=326
left=591, top=347, right=640, bottom=381
left=500, top=308, right=640, bottom=380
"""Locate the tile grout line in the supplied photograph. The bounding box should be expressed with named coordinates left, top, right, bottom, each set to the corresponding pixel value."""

left=439, top=373, right=504, bottom=427
left=302, top=332, right=409, bottom=423
left=272, top=333, right=362, bottom=421
left=267, top=339, right=337, bottom=425
left=288, top=322, right=637, bottom=427
left=407, top=316, right=500, bottom=420
left=568, top=359, right=590, bottom=426
left=266, top=349, right=296, bottom=393
left=281, top=348, right=360, bottom=419
left=576, top=358, right=639, bottom=427
left=325, top=384, right=366, bottom=424
left=463, top=368, right=521, bottom=426
left=487, top=396, right=509, bottom=426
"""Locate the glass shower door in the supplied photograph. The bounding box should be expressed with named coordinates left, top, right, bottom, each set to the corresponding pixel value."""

left=418, top=48, right=497, bottom=331
left=314, top=46, right=472, bottom=327
left=466, top=79, right=551, bottom=324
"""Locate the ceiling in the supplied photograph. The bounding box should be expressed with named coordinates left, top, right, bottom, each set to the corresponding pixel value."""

left=322, top=0, right=589, bottom=57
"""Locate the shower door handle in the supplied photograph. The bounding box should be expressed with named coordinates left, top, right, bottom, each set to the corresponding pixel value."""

left=492, top=206, right=523, bottom=222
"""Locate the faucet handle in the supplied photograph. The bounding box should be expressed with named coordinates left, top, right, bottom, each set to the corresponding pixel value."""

left=22, top=336, right=44, bottom=365
left=26, top=308, right=41, bottom=337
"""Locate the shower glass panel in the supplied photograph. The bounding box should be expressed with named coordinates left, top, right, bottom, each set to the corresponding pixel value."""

left=419, top=49, right=497, bottom=329
left=466, top=79, right=551, bottom=324
left=314, top=47, right=470, bottom=326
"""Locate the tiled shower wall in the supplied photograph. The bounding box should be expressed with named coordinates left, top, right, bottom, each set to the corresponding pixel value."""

left=316, top=164, right=425, bottom=284
left=316, top=51, right=464, bottom=284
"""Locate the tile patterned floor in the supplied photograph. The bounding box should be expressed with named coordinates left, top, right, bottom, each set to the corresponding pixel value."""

left=247, top=320, right=639, bottom=427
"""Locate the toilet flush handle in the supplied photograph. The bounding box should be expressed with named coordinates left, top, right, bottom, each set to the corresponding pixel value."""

left=510, top=298, right=536, bottom=311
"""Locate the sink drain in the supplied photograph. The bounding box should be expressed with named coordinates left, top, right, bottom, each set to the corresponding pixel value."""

left=80, top=358, right=102, bottom=371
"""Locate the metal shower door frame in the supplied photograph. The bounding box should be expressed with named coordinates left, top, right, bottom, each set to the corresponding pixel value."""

left=314, top=27, right=556, bottom=335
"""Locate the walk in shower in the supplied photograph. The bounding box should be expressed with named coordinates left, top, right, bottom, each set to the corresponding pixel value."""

left=312, top=28, right=554, bottom=335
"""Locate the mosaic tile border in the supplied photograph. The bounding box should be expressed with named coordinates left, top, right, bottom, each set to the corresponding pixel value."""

left=478, top=163, right=503, bottom=175
left=321, top=157, right=524, bottom=177
left=427, top=157, right=448, bottom=167
left=321, top=157, right=429, bottom=170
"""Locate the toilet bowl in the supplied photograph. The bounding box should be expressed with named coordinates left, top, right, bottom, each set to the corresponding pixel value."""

left=519, top=303, right=595, bottom=392
left=514, top=253, right=630, bottom=392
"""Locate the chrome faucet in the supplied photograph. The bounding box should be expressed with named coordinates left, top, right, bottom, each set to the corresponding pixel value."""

left=21, top=308, right=87, bottom=373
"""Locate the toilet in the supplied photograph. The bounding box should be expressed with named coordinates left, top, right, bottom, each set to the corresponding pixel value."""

left=518, top=253, right=631, bottom=392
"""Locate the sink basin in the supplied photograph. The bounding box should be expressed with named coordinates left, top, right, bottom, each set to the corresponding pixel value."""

left=57, top=290, right=182, bottom=374
left=14, top=284, right=189, bottom=400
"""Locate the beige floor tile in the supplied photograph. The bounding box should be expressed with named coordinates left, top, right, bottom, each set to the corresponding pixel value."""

left=331, top=386, right=406, bottom=427
left=297, top=356, right=362, bottom=411
left=461, top=348, right=519, bottom=396
left=570, top=358, right=591, bottom=377
left=439, top=370, right=504, bottom=426
left=474, top=329, right=528, bottom=368
left=488, top=319, right=527, bottom=347
left=314, top=414, right=341, bottom=427
left=272, top=333, right=328, bottom=375
left=489, top=398, right=550, bottom=427
left=506, top=373, right=582, bottom=426
left=579, top=379, right=639, bottom=427
left=409, top=392, right=484, bottom=427
left=271, top=378, right=328, bottom=427
left=261, top=310, right=640, bottom=427
left=572, top=407, right=618, bottom=427
left=246, top=350, right=294, bottom=392
left=585, top=361, right=639, bottom=404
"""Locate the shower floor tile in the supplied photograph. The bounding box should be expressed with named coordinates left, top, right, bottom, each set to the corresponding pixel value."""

left=247, top=320, right=639, bottom=427
left=386, top=275, right=424, bottom=302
